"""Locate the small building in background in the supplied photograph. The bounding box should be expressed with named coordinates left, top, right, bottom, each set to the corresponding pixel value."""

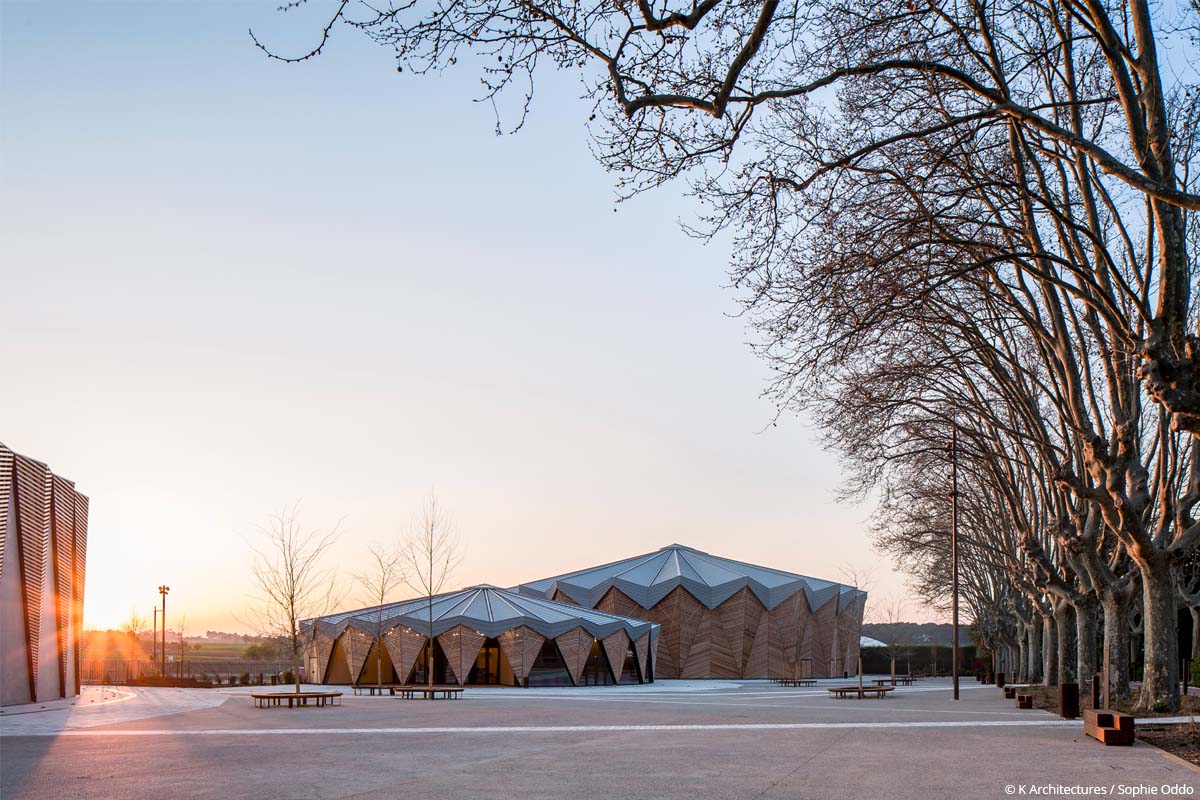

left=0, top=442, right=89, bottom=706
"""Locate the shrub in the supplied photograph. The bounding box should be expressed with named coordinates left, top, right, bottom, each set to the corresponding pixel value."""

left=282, top=670, right=295, bottom=685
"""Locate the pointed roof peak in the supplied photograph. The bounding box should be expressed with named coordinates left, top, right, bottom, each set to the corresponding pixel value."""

left=519, top=545, right=864, bottom=612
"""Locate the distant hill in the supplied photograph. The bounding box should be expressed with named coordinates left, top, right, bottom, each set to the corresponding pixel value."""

left=862, top=622, right=972, bottom=646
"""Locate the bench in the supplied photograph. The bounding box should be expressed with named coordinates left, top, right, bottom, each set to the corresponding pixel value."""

left=396, top=685, right=465, bottom=700
left=1016, top=694, right=1034, bottom=709
left=251, top=691, right=342, bottom=708
left=1083, top=709, right=1135, bottom=746
left=872, top=677, right=914, bottom=686
left=352, top=684, right=407, bottom=696
left=777, top=678, right=819, bottom=687
left=827, top=685, right=895, bottom=699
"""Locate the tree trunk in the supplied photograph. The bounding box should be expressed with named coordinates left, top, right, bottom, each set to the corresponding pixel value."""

left=1101, top=595, right=1132, bottom=701
left=1017, top=634, right=1027, bottom=683
left=1075, top=601, right=1098, bottom=701
left=1136, top=567, right=1180, bottom=711
left=1190, top=606, right=1200, bottom=660
left=293, top=631, right=302, bottom=694
left=1043, top=614, right=1058, bottom=686
left=1027, top=622, right=1042, bottom=683
left=1054, top=603, right=1077, bottom=684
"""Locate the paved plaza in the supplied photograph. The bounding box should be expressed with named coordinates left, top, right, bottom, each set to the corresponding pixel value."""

left=2, top=678, right=1197, bottom=799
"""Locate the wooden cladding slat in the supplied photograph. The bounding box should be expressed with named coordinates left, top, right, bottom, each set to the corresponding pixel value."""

left=71, top=493, right=88, bottom=696
left=601, top=630, right=629, bottom=684
left=497, top=626, right=544, bottom=683
left=13, top=454, right=50, bottom=701
left=51, top=475, right=76, bottom=698
left=0, top=445, right=12, bottom=583
left=809, top=597, right=838, bottom=677
left=437, top=625, right=486, bottom=686
left=341, top=627, right=375, bottom=685
left=551, top=589, right=578, bottom=606
left=633, top=633, right=650, bottom=682
left=596, top=586, right=643, bottom=619
left=313, top=630, right=336, bottom=683
left=382, top=626, right=427, bottom=684
left=555, top=627, right=592, bottom=686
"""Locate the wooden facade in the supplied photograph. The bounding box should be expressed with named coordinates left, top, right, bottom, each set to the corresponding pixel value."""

left=497, top=626, right=544, bottom=683
left=438, top=625, right=487, bottom=686
left=595, top=584, right=860, bottom=680
left=304, top=584, right=659, bottom=687
left=0, top=443, right=89, bottom=705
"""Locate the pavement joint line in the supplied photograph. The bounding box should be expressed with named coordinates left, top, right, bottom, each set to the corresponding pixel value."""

left=1, top=719, right=1105, bottom=736
left=457, top=695, right=1043, bottom=715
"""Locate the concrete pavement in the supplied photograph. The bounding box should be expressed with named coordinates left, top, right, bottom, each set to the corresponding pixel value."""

left=2, top=678, right=1196, bottom=799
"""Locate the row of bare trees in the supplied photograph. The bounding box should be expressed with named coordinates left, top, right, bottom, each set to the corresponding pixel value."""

left=257, top=0, right=1197, bottom=708
left=247, top=494, right=462, bottom=692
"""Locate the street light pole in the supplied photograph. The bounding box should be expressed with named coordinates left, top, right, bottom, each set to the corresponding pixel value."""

left=153, top=607, right=158, bottom=665
left=951, top=428, right=960, bottom=701
left=158, top=585, right=170, bottom=677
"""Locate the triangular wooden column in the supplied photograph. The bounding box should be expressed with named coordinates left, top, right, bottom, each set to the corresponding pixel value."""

left=311, top=629, right=336, bottom=683
left=555, top=627, right=593, bottom=686
left=341, top=627, right=375, bottom=684
left=437, top=625, right=486, bottom=686
left=633, top=633, right=650, bottom=683
left=601, top=631, right=629, bottom=683
left=497, top=626, right=544, bottom=684
left=383, top=625, right=427, bottom=684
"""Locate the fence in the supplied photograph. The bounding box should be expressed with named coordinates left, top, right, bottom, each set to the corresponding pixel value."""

left=81, top=659, right=295, bottom=685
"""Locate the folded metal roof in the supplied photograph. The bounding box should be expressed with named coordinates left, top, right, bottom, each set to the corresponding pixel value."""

left=303, top=584, right=659, bottom=642
left=518, top=543, right=868, bottom=612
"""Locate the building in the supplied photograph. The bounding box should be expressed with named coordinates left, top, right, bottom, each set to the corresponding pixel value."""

left=0, top=443, right=89, bottom=705
left=303, top=584, right=659, bottom=686
left=518, top=544, right=866, bottom=679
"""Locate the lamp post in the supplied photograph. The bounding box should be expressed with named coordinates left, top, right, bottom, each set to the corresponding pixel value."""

left=153, top=607, right=158, bottom=666
left=158, top=585, right=170, bottom=677
left=950, top=429, right=960, bottom=701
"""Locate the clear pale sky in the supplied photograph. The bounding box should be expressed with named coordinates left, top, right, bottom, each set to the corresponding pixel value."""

left=1, top=0, right=934, bottom=633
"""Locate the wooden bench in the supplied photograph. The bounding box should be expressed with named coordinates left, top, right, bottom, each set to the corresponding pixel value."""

left=1016, top=694, right=1034, bottom=709
left=352, top=684, right=407, bottom=696
left=396, top=685, right=465, bottom=700
left=1083, top=709, right=1135, bottom=746
left=827, top=685, right=895, bottom=699
left=251, top=691, right=342, bottom=708
left=777, top=678, right=819, bottom=687
left=872, top=677, right=914, bottom=686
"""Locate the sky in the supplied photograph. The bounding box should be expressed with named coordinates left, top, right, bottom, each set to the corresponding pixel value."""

left=1, top=0, right=940, bottom=633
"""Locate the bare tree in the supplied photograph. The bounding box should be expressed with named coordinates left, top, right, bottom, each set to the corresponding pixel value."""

left=869, top=596, right=912, bottom=683
left=352, top=543, right=406, bottom=688
left=838, top=564, right=872, bottom=688
left=247, top=505, right=344, bottom=693
left=177, top=614, right=189, bottom=668
left=121, top=609, right=145, bottom=661
left=257, top=0, right=1198, bottom=712
left=400, top=493, right=463, bottom=688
